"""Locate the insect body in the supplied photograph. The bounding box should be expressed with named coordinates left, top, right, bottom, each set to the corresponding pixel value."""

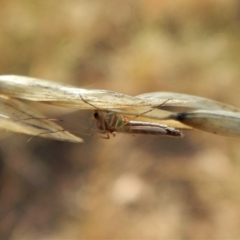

left=80, top=94, right=183, bottom=139
left=93, top=110, right=183, bottom=138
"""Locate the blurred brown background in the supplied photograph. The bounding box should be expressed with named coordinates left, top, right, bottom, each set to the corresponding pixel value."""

left=1, top=0, right=240, bottom=239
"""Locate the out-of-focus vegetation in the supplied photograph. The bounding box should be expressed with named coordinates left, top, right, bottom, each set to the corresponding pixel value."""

left=1, top=0, right=240, bottom=239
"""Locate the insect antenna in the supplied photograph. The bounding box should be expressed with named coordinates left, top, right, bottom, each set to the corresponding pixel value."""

left=111, top=98, right=173, bottom=129
left=128, top=98, right=172, bottom=121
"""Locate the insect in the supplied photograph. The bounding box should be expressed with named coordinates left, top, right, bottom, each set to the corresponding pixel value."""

left=80, top=95, right=183, bottom=139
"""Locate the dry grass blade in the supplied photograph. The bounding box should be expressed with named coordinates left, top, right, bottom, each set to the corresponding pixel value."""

left=124, top=92, right=240, bottom=131
left=0, top=95, right=83, bottom=142
left=137, top=92, right=240, bottom=112
left=169, top=110, right=240, bottom=137
left=0, top=75, right=192, bottom=117
left=0, top=75, right=156, bottom=110
left=1, top=75, right=240, bottom=138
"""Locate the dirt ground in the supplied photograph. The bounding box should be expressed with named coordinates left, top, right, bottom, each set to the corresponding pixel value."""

left=1, top=0, right=240, bottom=239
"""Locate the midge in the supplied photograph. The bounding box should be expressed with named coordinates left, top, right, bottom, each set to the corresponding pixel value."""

left=80, top=95, right=183, bottom=139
